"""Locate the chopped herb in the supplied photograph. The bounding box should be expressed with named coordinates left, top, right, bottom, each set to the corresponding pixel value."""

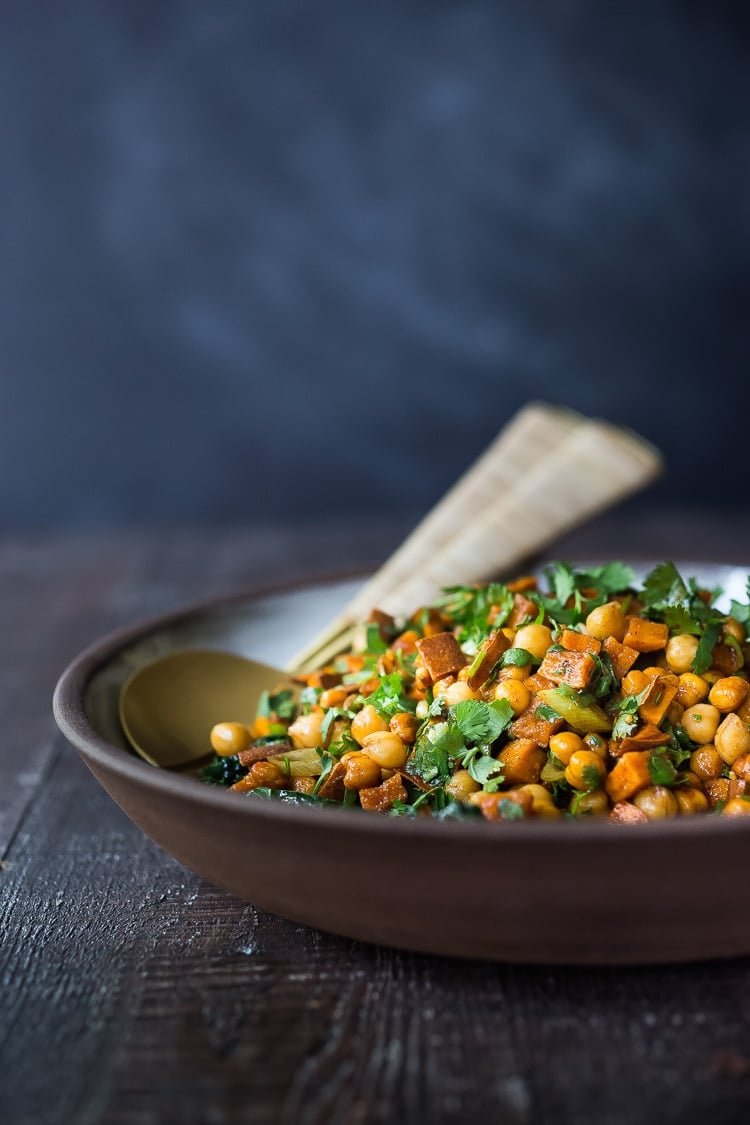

left=451, top=698, right=514, bottom=745
left=501, top=647, right=542, bottom=668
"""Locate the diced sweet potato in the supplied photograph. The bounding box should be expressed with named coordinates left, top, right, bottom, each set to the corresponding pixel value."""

left=522, top=673, right=558, bottom=694
left=605, top=750, right=651, bottom=803
left=537, top=648, right=597, bottom=690
left=317, top=759, right=347, bottom=802
left=559, top=629, right=602, bottom=655
left=622, top=617, right=669, bottom=653
left=602, top=636, right=640, bottom=680
left=498, top=738, right=546, bottom=785
left=470, top=788, right=534, bottom=820
left=415, top=632, right=466, bottom=681
left=510, top=702, right=566, bottom=747
left=506, top=575, right=538, bottom=594
left=609, top=801, right=649, bottom=824
left=466, top=628, right=511, bottom=690
left=638, top=677, right=678, bottom=726
left=358, top=771, right=408, bottom=812
left=507, top=592, right=539, bottom=627
left=612, top=722, right=669, bottom=756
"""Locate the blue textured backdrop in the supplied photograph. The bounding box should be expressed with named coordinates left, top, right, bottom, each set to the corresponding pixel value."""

left=1, top=2, right=748, bottom=528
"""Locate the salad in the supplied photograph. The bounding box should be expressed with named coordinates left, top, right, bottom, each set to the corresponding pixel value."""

left=201, top=561, right=750, bottom=823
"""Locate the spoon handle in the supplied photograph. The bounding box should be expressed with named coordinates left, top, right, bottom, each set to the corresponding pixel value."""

left=285, top=404, right=662, bottom=673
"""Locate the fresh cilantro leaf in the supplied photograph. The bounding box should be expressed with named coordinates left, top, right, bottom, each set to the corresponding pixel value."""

left=365, top=623, right=388, bottom=654
left=451, top=698, right=514, bottom=745
left=642, top=561, right=688, bottom=607
left=249, top=788, right=342, bottom=809
left=535, top=703, right=564, bottom=722
left=200, top=754, right=245, bottom=786
left=319, top=706, right=351, bottom=746
left=364, top=672, right=415, bottom=717
left=691, top=619, right=722, bottom=676
left=648, top=748, right=679, bottom=787
left=299, top=685, right=321, bottom=712
left=466, top=752, right=504, bottom=790
left=437, top=582, right=514, bottom=651
left=659, top=605, right=702, bottom=635
left=729, top=578, right=750, bottom=627
left=311, top=752, right=335, bottom=795
left=581, top=764, right=603, bottom=791
left=435, top=800, right=482, bottom=820
left=501, top=647, right=542, bottom=668
left=545, top=561, right=577, bottom=607
left=579, top=562, right=636, bottom=596
left=408, top=722, right=465, bottom=785
left=611, top=685, right=651, bottom=740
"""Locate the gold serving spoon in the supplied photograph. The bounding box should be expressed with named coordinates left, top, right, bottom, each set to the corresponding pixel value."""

left=119, top=403, right=663, bottom=769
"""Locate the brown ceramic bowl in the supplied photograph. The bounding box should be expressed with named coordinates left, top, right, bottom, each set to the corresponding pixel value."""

left=53, top=565, right=750, bottom=964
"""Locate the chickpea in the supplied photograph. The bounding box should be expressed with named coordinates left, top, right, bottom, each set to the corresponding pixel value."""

left=287, top=710, right=325, bottom=749
left=318, top=685, right=350, bottom=710
left=643, top=668, right=679, bottom=687
left=549, top=731, right=584, bottom=766
left=689, top=745, right=723, bottom=781
left=445, top=768, right=481, bottom=802
left=343, top=752, right=383, bottom=791
left=666, top=701, right=685, bottom=727
left=573, top=789, right=610, bottom=817
left=513, top=623, right=554, bottom=660
left=681, top=703, right=721, bottom=745
left=210, top=721, right=252, bottom=757
left=722, top=797, right=750, bottom=817
left=517, top=784, right=562, bottom=818
left=675, top=787, right=709, bottom=814
left=731, top=753, right=750, bottom=782
left=583, top=732, right=608, bottom=759
left=493, top=678, right=531, bottom=716
left=714, top=712, right=750, bottom=766
left=632, top=786, right=679, bottom=819
left=415, top=699, right=429, bottom=720
left=675, top=672, right=709, bottom=708
left=497, top=664, right=531, bottom=682
left=361, top=731, right=408, bottom=769
left=665, top=634, right=700, bottom=674
left=585, top=601, right=626, bottom=642
left=441, top=681, right=480, bottom=706
left=389, top=711, right=419, bottom=743
left=564, top=749, right=606, bottom=791
left=709, top=676, right=749, bottom=713
left=723, top=617, right=747, bottom=644
left=433, top=675, right=456, bottom=695
left=350, top=704, right=389, bottom=745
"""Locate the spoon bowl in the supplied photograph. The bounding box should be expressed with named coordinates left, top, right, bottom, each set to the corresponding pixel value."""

left=119, top=649, right=287, bottom=768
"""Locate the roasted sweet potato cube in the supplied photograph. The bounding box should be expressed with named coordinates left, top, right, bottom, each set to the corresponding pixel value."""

left=609, top=801, right=649, bottom=824
left=317, top=759, right=347, bottom=802
left=415, top=632, right=465, bottom=681
left=602, top=636, right=640, bottom=680
left=612, top=722, right=669, bottom=756
left=638, top=677, right=678, bottom=726
left=622, top=616, right=669, bottom=653
left=358, top=771, right=408, bottom=812
left=559, top=629, right=602, bottom=655
left=498, top=738, right=546, bottom=785
left=522, top=673, right=557, bottom=694
left=605, top=750, right=651, bottom=803
left=470, top=788, right=534, bottom=820
left=507, top=592, right=539, bottom=628
left=466, top=628, right=511, bottom=689
left=506, top=575, right=538, bottom=594
left=510, top=701, right=566, bottom=747
left=538, top=648, right=597, bottom=690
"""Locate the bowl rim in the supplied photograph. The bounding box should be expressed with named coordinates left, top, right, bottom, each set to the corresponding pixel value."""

left=52, top=566, right=750, bottom=846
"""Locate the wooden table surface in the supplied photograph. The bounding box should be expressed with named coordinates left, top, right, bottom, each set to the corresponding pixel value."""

left=3, top=508, right=750, bottom=1125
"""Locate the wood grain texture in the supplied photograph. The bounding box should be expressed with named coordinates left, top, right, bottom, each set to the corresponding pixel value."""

left=3, top=513, right=750, bottom=1124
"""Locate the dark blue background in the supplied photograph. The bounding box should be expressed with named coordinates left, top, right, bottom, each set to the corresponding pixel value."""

left=2, top=2, right=748, bottom=529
